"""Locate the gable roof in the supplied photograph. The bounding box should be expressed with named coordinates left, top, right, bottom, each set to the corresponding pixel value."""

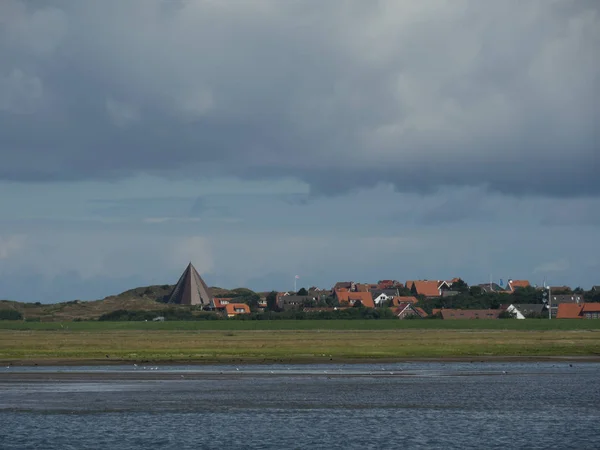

left=333, top=281, right=353, bottom=291
left=507, top=280, right=530, bottom=291
left=510, top=304, right=546, bottom=315
left=167, top=262, right=213, bottom=306
left=371, top=289, right=399, bottom=299
left=477, top=283, right=505, bottom=293
left=392, top=296, right=418, bottom=306
left=411, top=280, right=441, bottom=297
left=441, top=309, right=501, bottom=320
left=225, top=303, right=250, bottom=315
left=556, top=303, right=583, bottom=319
left=394, top=302, right=428, bottom=318
left=582, top=303, right=600, bottom=313
left=335, top=290, right=375, bottom=308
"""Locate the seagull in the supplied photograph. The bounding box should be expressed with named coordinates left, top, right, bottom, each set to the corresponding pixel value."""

left=236, top=367, right=240, bottom=371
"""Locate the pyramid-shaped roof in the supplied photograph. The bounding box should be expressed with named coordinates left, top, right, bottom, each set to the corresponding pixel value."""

left=167, top=262, right=213, bottom=306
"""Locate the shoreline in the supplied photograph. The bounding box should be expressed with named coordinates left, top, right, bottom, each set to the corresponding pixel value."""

left=3, top=355, right=600, bottom=367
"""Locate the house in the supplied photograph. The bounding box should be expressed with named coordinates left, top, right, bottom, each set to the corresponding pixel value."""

left=277, top=294, right=312, bottom=310
left=224, top=303, right=250, bottom=317
left=210, top=297, right=232, bottom=309
left=332, top=281, right=353, bottom=292
left=557, top=303, right=600, bottom=319
left=408, top=280, right=442, bottom=297
left=551, top=294, right=584, bottom=304
left=581, top=303, right=600, bottom=319
left=393, top=302, right=428, bottom=319
left=501, top=304, right=547, bottom=319
left=592, top=286, right=600, bottom=292
left=335, top=290, right=375, bottom=308
left=506, top=279, right=531, bottom=292
left=556, top=303, right=584, bottom=319
left=440, top=309, right=502, bottom=320
left=354, top=283, right=371, bottom=292
left=371, top=289, right=400, bottom=306
left=549, top=286, right=572, bottom=293
left=391, top=296, right=419, bottom=306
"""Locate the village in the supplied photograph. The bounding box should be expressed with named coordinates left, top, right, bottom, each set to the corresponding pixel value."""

left=170, top=264, right=600, bottom=320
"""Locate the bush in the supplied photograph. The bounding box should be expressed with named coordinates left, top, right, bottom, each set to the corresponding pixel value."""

left=0, top=309, right=23, bottom=320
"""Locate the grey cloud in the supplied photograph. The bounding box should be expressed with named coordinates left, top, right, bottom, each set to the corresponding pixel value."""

left=0, top=0, right=598, bottom=197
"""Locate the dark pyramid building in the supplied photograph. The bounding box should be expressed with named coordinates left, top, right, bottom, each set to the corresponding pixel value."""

left=167, top=262, right=213, bottom=306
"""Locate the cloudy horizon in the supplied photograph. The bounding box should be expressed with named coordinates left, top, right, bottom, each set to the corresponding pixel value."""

left=1, top=0, right=598, bottom=302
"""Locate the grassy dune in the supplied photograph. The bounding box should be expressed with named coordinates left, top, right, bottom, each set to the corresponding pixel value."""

left=1, top=321, right=600, bottom=364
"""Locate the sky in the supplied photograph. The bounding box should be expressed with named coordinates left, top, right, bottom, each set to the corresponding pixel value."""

left=1, top=0, right=599, bottom=302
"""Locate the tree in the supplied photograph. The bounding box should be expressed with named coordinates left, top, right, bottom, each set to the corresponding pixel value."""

left=297, top=287, right=308, bottom=296
left=353, top=300, right=364, bottom=308
left=452, top=278, right=469, bottom=293
left=0, top=309, right=23, bottom=320
left=266, top=291, right=279, bottom=312
left=469, top=286, right=483, bottom=297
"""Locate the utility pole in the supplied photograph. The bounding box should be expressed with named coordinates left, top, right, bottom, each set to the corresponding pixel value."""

left=548, top=286, right=552, bottom=320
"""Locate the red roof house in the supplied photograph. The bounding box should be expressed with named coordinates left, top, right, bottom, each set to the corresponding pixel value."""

left=225, top=303, right=250, bottom=317
left=335, top=290, right=375, bottom=308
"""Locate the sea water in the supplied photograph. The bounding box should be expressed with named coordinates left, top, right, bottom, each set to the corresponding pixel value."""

left=1, top=362, right=599, bottom=449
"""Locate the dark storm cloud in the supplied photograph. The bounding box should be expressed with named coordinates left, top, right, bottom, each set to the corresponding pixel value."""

left=0, top=0, right=598, bottom=196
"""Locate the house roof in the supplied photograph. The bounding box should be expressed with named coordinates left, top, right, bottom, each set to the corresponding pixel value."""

left=354, top=283, right=371, bottom=292
left=212, top=297, right=232, bottom=308
left=441, top=309, right=501, bottom=320
left=225, top=303, right=250, bottom=315
left=477, top=283, right=505, bottom=293
left=371, top=289, right=399, bottom=299
left=335, top=291, right=375, bottom=308
left=556, top=303, right=583, bottom=319
left=551, top=294, right=584, bottom=304
left=394, top=302, right=428, bottom=317
left=510, top=304, right=546, bottom=315
left=392, top=296, right=419, bottom=306
left=508, top=280, right=530, bottom=291
left=333, top=281, right=353, bottom=291
left=582, top=303, right=600, bottom=313
left=411, top=280, right=441, bottom=297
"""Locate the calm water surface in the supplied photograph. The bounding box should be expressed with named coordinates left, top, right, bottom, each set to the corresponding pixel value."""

left=1, top=362, right=599, bottom=449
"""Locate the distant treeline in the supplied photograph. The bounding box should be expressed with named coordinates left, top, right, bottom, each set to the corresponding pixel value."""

left=98, top=306, right=400, bottom=321
left=98, top=308, right=222, bottom=321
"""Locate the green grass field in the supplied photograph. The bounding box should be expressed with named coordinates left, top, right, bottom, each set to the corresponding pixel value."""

left=1, top=319, right=599, bottom=331
left=1, top=320, right=600, bottom=364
